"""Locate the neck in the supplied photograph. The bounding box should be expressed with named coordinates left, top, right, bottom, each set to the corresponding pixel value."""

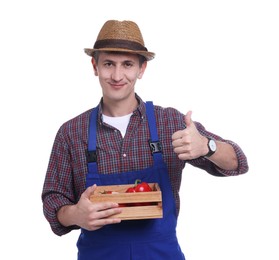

left=102, top=96, right=138, bottom=117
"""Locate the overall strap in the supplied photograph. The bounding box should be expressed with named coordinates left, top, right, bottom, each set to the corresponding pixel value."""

left=87, top=106, right=99, bottom=175
left=145, top=101, right=164, bottom=165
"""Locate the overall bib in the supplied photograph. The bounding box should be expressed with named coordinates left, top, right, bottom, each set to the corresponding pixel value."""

left=77, top=102, right=185, bottom=260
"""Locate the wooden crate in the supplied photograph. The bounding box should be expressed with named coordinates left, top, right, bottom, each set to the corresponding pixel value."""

left=90, top=183, right=163, bottom=220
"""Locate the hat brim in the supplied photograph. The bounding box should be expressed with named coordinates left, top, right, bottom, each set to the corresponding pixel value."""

left=84, top=48, right=155, bottom=61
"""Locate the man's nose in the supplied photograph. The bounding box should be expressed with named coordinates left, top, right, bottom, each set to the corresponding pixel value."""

left=111, top=66, right=123, bottom=81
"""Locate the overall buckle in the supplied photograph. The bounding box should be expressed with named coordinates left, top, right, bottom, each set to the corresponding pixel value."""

left=149, top=140, right=162, bottom=154
left=86, top=150, right=97, bottom=163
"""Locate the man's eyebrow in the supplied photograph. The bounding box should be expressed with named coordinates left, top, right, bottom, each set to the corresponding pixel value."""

left=102, top=59, right=114, bottom=63
left=121, top=59, right=136, bottom=63
left=103, top=59, right=135, bottom=63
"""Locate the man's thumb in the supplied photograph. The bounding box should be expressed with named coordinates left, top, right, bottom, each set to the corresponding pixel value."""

left=184, top=111, right=193, bottom=128
left=83, top=184, right=97, bottom=199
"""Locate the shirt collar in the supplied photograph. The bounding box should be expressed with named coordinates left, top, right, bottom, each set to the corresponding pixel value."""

left=96, top=93, right=146, bottom=124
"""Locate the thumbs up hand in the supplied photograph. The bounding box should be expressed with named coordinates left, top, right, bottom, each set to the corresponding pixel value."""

left=172, top=111, right=208, bottom=160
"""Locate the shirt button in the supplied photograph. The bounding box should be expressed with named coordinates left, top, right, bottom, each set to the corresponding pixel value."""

left=114, top=129, right=118, bottom=133
left=123, top=153, right=127, bottom=158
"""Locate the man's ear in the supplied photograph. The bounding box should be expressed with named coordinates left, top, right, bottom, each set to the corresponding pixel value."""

left=138, top=61, right=147, bottom=79
left=91, top=57, right=98, bottom=76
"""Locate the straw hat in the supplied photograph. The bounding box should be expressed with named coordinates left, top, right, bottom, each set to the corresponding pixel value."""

left=84, top=20, right=155, bottom=61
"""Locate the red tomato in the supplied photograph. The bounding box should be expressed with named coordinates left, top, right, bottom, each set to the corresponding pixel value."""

left=134, top=181, right=152, bottom=192
left=100, top=190, right=119, bottom=194
left=126, top=179, right=153, bottom=206
left=99, top=190, right=112, bottom=194
left=126, top=179, right=152, bottom=193
left=125, top=187, right=136, bottom=193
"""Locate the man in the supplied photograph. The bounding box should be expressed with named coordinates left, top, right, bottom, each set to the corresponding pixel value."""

left=42, top=20, right=248, bottom=259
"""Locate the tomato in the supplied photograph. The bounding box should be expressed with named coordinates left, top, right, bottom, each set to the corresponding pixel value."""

left=126, top=179, right=152, bottom=192
left=100, top=190, right=119, bottom=194
left=125, top=187, right=136, bottom=193
left=125, top=179, right=152, bottom=206
left=125, top=179, right=152, bottom=193
left=125, top=186, right=136, bottom=208
left=134, top=181, right=152, bottom=192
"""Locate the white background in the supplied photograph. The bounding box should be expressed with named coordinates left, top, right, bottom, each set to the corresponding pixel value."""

left=1, top=0, right=278, bottom=259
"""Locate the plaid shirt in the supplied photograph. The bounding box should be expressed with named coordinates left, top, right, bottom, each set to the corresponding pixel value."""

left=42, top=95, right=248, bottom=236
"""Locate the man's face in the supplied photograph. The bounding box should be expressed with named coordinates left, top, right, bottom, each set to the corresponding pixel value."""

left=91, top=52, right=147, bottom=104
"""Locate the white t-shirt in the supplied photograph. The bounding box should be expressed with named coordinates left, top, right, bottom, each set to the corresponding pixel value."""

left=102, top=113, right=133, bottom=137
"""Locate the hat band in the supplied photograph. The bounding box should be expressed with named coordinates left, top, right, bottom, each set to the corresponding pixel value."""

left=94, top=39, right=148, bottom=52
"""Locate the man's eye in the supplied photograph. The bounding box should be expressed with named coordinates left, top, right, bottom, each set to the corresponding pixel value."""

left=104, top=62, right=112, bottom=67
left=125, top=62, right=133, bottom=68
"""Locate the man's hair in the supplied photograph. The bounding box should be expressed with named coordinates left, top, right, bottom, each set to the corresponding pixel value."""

left=92, top=51, right=147, bottom=67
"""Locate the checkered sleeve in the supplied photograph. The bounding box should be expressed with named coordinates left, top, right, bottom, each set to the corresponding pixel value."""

left=42, top=127, right=80, bottom=236
left=189, top=121, right=249, bottom=176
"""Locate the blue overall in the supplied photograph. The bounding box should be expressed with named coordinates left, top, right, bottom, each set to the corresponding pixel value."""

left=76, top=102, right=185, bottom=260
